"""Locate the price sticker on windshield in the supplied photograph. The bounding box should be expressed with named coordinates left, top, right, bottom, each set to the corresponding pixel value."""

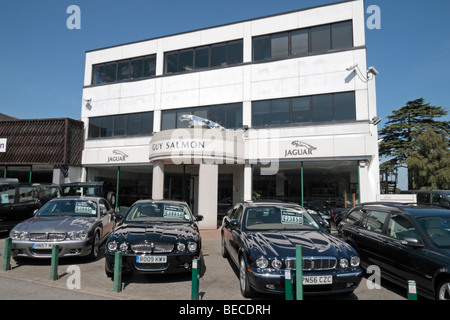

left=281, top=209, right=303, bottom=225
left=163, top=205, right=185, bottom=219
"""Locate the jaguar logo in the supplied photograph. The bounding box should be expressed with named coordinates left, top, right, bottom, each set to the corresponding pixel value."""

left=107, top=150, right=129, bottom=163
left=284, top=141, right=317, bottom=157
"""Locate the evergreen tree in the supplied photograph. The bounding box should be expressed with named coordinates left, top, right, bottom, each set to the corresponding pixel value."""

left=379, top=98, right=449, bottom=190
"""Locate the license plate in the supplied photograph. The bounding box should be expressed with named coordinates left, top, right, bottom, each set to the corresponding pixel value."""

left=303, top=275, right=333, bottom=285
left=136, top=255, right=167, bottom=264
left=32, top=243, right=54, bottom=249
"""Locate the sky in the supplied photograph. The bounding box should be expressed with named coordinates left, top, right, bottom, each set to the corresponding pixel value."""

left=1, top=0, right=449, bottom=189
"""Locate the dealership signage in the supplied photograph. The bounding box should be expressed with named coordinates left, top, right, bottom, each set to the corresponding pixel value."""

left=0, top=138, right=6, bottom=153
left=284, top=141, right=317, bottom=158
left=107, top=150, right=129, bottom=163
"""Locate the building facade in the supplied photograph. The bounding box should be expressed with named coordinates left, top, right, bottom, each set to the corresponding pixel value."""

left=80, top=0, right=380, bottom=229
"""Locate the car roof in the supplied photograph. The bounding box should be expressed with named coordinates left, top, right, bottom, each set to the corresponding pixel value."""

left=55, top=196, right=103, bottom=201
left=242, top=200, right=303, bottom=208
left=134, top=199, right=189, bottom=205
left=358, top=202, right=450, bottom=218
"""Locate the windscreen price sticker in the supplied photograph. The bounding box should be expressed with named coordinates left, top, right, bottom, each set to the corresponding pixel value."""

left=281, top=210, right=303, bottom=224
left=163, top=205, right=184, bottom=219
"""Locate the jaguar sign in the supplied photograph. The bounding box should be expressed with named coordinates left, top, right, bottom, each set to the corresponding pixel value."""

left=284, top=141, right=317, bottom=157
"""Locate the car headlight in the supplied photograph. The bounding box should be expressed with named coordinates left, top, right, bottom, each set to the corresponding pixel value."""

left=271, top=258, right=282, bottom=269
left=177, top=242, right=186, bottom=252
left=10, top=230, right=28, bottom=240
left=68, top=230, right=88, bottom=240
left=187, top=241, right=198, bottom=253
left=107, top=241, right=118, bottom=252
left=119, top=242, right=128, bottom=253
left=339, top=258, right=349, bottom=268
left=350, top=256, right=360, bottom=267
left=256, top=257, right=269, bottom=268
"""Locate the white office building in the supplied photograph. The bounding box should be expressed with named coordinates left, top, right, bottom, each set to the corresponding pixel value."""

left=80, top=0, right=380, bottom=229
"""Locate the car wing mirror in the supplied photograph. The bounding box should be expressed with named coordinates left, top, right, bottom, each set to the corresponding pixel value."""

left=230, top=219, right=239, bottom=227
left=33, top=209, right=39, bottom=216
left=196, top=215, right=204, bottom=222
left=400, top=237, right=423, bottom=248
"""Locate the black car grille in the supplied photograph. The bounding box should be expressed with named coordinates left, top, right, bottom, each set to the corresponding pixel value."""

left=131, top=242, right=174, bottom=254
left=30, top=233, right=66, bottom=241
left=285, top=257, right=337, bottom=271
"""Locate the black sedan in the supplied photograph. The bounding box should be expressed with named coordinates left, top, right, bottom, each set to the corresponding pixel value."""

left=221, top=201, right=362, bottom=297
left=338, top=202, right=450, bottom=300
left=105, top=200, right=203, bottom=277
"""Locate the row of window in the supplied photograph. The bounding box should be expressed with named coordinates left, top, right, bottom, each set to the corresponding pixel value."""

left=253, top=20, right=353, bottom=61
left=252, top=91, right=356, bottom=127
left=88, top=112, right=154, bottom=139
left=90, top=20, right=353, bottom=85
left=87, top=91, right=356, bottom=139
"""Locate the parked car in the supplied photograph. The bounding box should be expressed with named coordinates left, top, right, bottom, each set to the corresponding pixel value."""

left=60, top=182, right=116, bottom=207
left=105, top=200, right=203, bottom=277
left=401, top=190, right=450, bottom=209
left=0, top=183, right=61, bottom=232
left=221, top=201, right=362, bottom=298
left=338, top=202, right=450, bottom=300
left=9, top=196, right=115, bottom=260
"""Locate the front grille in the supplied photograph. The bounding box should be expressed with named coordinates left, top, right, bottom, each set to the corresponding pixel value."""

left=131, top=242, right=174, bottom=254
left=30, top=233, right=66, bottom=241
left=285, top=257, right=337, bottom=271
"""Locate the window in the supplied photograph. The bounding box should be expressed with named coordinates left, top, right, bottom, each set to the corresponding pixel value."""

left=161, top=103, right=243, bottom=130
left=361, top=210, right=389, bottom=233
left=251, top=92, right=355, bottom=127
left=88, top=112, right=154, bottom=139
left=387, top=214, right=419, bottom=240
left=344, top=210, right=365, bottom=226
left=91, top=55, right=156, bottom=85
left=252, top=20, right=353, bottom=62
left=165, top=40, right=243, bottom=74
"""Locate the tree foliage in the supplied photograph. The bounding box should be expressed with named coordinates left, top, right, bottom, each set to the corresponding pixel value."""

left=379, top=98, right=450, bottom=189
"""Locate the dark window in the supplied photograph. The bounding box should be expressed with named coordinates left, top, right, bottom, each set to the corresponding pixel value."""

left=177, top=108, right=191, bottom=128
left=252, top=100, right=271, bottom=127
left=209, top=105, right=226, bottom=126
left=179, top=49, right=194, bottom=71
left=271, top=32, right=289, bottom=60
left=227, top=40, right=243, bottom=65
left=144, top=56, right=156, bottom=77
left=161, top=109, right=177, bottom=131
left=104, top=63, right=117, bottom=83
left=291, top=29, right=309, bottom=56
left=311, top=25, right=331, bottom=53
left=88, top=117, right=101, bottom=138
left=127, top=113, right=141, bottom=136
left=130, top=58, right=144, bottom=79
left=113, top=115, right=126, bottom=136
left=211, top=43, right=227, bottom=67
left=253, top=36, right=271, bottom=61
left=165, top=52, right=179, bottom=73
left=93, top=65, right=105, bottom=85
left=292, top=96, right=310, bottom=123
left=140, top=112, right=154, bottom=135
left=345, top=209, right=365, bottom=225
left=117, top=60, right=130, bottom=81
left=332, top=21, right=353, bottom=50
left=334, top=91, right=356, bottom=121
left=226, top=103, right=243, bottom=128
left=194, top=46, right=210, bottom=69
left=271, top=98, right=290, bottom=125
left=100, top=116, right=113, bottom=137
left=193, top=107, right=208, bottom=119
left=312, top=94, right=333, bottom=122
left=361, top=210, right=389, bottom=233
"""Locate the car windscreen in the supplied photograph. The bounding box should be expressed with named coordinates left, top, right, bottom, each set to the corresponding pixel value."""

left=244, top=206, right=319, bottom=231
left=124, top=203, right=192, bottom=224
left=418, top=215, right=450, bottom=247
left=37, top=199, right=98, bottom=217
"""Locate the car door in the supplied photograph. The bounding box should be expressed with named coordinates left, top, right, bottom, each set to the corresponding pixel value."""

left=381, top=213, right=428, bottom=290
left=99, top=199, right=114, bottom=239
left=223, top=205, right=243, bottom=265
left=13, top=186, right=41, bottom=224
left=0, top=185, right=17, bottom=231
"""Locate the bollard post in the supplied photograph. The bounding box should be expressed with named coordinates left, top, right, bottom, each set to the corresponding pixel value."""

left=408, top=280, right=418, bottom=300
left=296, top=245, right=303, bottom=300
left=50, top=245, right=59, bottom=280
left=285, top=269, right=293, bottom=300
left=191, top=258, right=199, bottom=300
left=114, top=252, right=123, bottom=292
left=3, top=237, right=12, bottom=271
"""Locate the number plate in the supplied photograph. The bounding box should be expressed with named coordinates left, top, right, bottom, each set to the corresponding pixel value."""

left=303, top=275, right=333, bottom=285
left=136, top=256, right=167, bottom=264
left=32, top=243, right=54, bottom=249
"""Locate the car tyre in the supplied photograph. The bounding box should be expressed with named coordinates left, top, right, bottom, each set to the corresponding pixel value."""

left=239, top=256, right=255, bottom=298
left=221, top=233, right=229, bottom=258
left=437, top=279, right=450, bottom=300
left=88, top=232, right=100, bottom=261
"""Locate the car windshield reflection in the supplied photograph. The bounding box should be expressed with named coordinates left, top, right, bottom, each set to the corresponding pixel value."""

left=124, top=203, right=193, bottom=224
left=37, top=199, right=98, bottom=217
left=244, top=206, right=319, bottom=231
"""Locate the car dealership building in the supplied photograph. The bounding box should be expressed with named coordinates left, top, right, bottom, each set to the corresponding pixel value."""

left=80, top=0, right=380, bottom=229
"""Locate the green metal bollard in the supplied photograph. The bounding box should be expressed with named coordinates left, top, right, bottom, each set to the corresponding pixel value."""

left=3, top=237, right=12, bottom=271
left=296, top=245, right=303, bottom=300
left=191, top=258, right=200, bottom=300
left=285, top=269, right=293, bottom=300
left=408, top=280, right=418, bottom=300
left=50, top=245, right=59, bottom=280
left=114, top=252, right=123, bottom=292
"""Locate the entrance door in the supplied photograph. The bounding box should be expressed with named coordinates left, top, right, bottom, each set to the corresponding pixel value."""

left=164, top=165, right=198, bottom=213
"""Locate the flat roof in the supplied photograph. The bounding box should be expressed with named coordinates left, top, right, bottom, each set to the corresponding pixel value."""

left=86, top=0, right=356, bottom=53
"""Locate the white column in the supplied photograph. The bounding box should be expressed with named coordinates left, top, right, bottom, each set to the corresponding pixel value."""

left=152, top=161, right=164, bottom=200
left=243, top=164, right=252, bottom=201
left=198, top=164, right=218, bottom=229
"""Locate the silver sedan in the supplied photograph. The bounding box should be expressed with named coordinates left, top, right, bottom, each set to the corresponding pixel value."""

left=10, top=196, right=115, bottom=260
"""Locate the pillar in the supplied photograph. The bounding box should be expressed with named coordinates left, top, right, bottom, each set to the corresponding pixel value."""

left=198, top=164, right=218, bottom=229
left=152, top=161, right=164, bottom=200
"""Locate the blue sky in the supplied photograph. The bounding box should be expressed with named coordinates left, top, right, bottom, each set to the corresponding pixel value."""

left=1, top=0, right=449, bottom=188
